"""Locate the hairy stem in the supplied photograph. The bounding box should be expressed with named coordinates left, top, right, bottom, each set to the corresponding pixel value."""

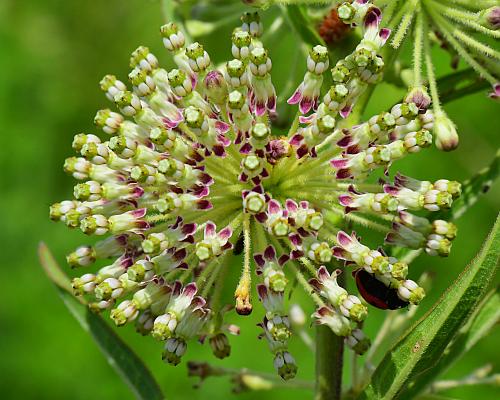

left=391, top=0, right=417, bottom=49
left=234, top=213, right=253, bottom=314
left=423, top=12, right=443, bottom=114
left=426, top=2, right=498, bottom=84
left=413, top=10, right=424, bottom=87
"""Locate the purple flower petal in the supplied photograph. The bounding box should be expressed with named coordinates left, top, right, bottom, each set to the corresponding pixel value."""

left=254, top=254, right=265, bottom=267
left=337, top=231, right=353, bottom=247
left=340, top=105, right=353, bottom=119
left=317, top=265, right=330, bottom=281
left=218, top=226, right=233, bottom=240
left=215, top=121, right=230, bottom=134
left=268, top=199, right=281, bottom=215
left=336, top=169, right=352, bottom=179
left=379, top=28, right=391, bottom=43
left=197, top=200, right=213, bottom=210
left=383, top=184, right=399, bottom=195
left=255, top=101, right=266, bottom=116
left=205, top=222, right=216, bottom=238
left=278, top=254, right=289, bottom=266
left=337, top=135, right=352, bottom=147
left=183, top=282, right=198, bottom=298
left=285, top=199, right=298, bottom=213
left=264, top=245, right=276, bottom=260
left=255, top=212, right=267, bottom=223
left=287, top=86, right=303, bottom=105
left=332, top=247, right=348, bottom=260
left=330, top=158, right=349, bottom=169
left=130, top=208, right=147, bottom=218
left=289, top=134, right=304, bottom=146
left=257, top=284, right=268, bottom=301
left=299, top=97, right=313, bottom=114
left=296, top=144, right=309, bottom=158
left=267, top=95, right=276, bottom=113
left=299, top=114, right=316, bottom=124
left=338, top=194, right=353, bottom=206
left=174, top=248, right=187, bottom=261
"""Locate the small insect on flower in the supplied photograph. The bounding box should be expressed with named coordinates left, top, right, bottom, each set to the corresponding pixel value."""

left=353, top=269, right=409, bottom=310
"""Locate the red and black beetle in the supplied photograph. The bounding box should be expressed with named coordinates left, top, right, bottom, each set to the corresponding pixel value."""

left=353, top=269, right=409, bottom=310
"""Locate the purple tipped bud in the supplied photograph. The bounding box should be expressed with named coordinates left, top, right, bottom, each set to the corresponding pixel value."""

left=404, top=86, right=432, bottom=112
left=489, top=83, right=500, bottom=101
left=203, top=70, right=228, bottom=105
left=209, top=333, right=231, bottom=359
left=479, top=7, right=500, bottom=30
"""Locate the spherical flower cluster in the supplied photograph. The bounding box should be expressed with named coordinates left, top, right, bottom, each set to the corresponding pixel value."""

left=50, top=8, right=461, bottom=380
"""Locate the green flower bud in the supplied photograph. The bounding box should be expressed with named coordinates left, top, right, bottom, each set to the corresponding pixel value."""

left=195, top=243, right=212, bottom=261
left=241, top=11, right=263, bottom=37
left=243, top=191, right=266, bottom=214
left=337, top=3, right=356, bottom=23
left=478, top=7, right=500, bottom=30
left=162, top=337, right=187, bottom=366
left=209, top=333, right=231, bottom=359
left=391, top=261, right=408, bottom=280
left=434, top=111, right=459, bottom=151
left=331, top=63, right=350, bottom=83
left=228, top=90, right=246, bottom=109
left=273, top=351, right=297, bottom=381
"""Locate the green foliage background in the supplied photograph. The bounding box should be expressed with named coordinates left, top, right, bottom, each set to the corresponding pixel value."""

left=0, top=0, right=498, bottom=399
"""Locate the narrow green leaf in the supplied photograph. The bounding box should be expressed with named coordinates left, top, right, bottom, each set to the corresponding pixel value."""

left=87, top=308, right=164, bottom=400
left=400, top=288, right=500, bottom=398
left=461, top=290, right=500, bottom=350
left=39, top=244, right=165, bottom=400
left=358, top=214, right=500, bottom=400
left=38, top=242, right=73, bottom=294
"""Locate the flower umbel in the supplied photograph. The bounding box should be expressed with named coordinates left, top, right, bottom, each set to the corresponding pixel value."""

left=51, top=9, right=461, bottom=380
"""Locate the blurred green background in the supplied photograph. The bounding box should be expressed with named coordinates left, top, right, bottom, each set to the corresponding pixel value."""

left=0, top=0, right=498, bottom=399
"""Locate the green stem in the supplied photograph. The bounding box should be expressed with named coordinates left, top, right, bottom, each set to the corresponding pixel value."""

left=442, top=0, right=499, bottom=11
left=390, top=0, right=417, bottom=49
left=315, top=268, right=345, bottom=400
left=234, top=213, right=253, bottom=314
left=423, top=12, right=443, bottom=114
left=413, top=10, right=424, bottom=87
left=351, top=348, right=359, bottom=391
left=379, top=0, right=399, bottom=24
left=432, top=1, right=500, bottom=39
left=426, top=2, right=498, bottom=84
